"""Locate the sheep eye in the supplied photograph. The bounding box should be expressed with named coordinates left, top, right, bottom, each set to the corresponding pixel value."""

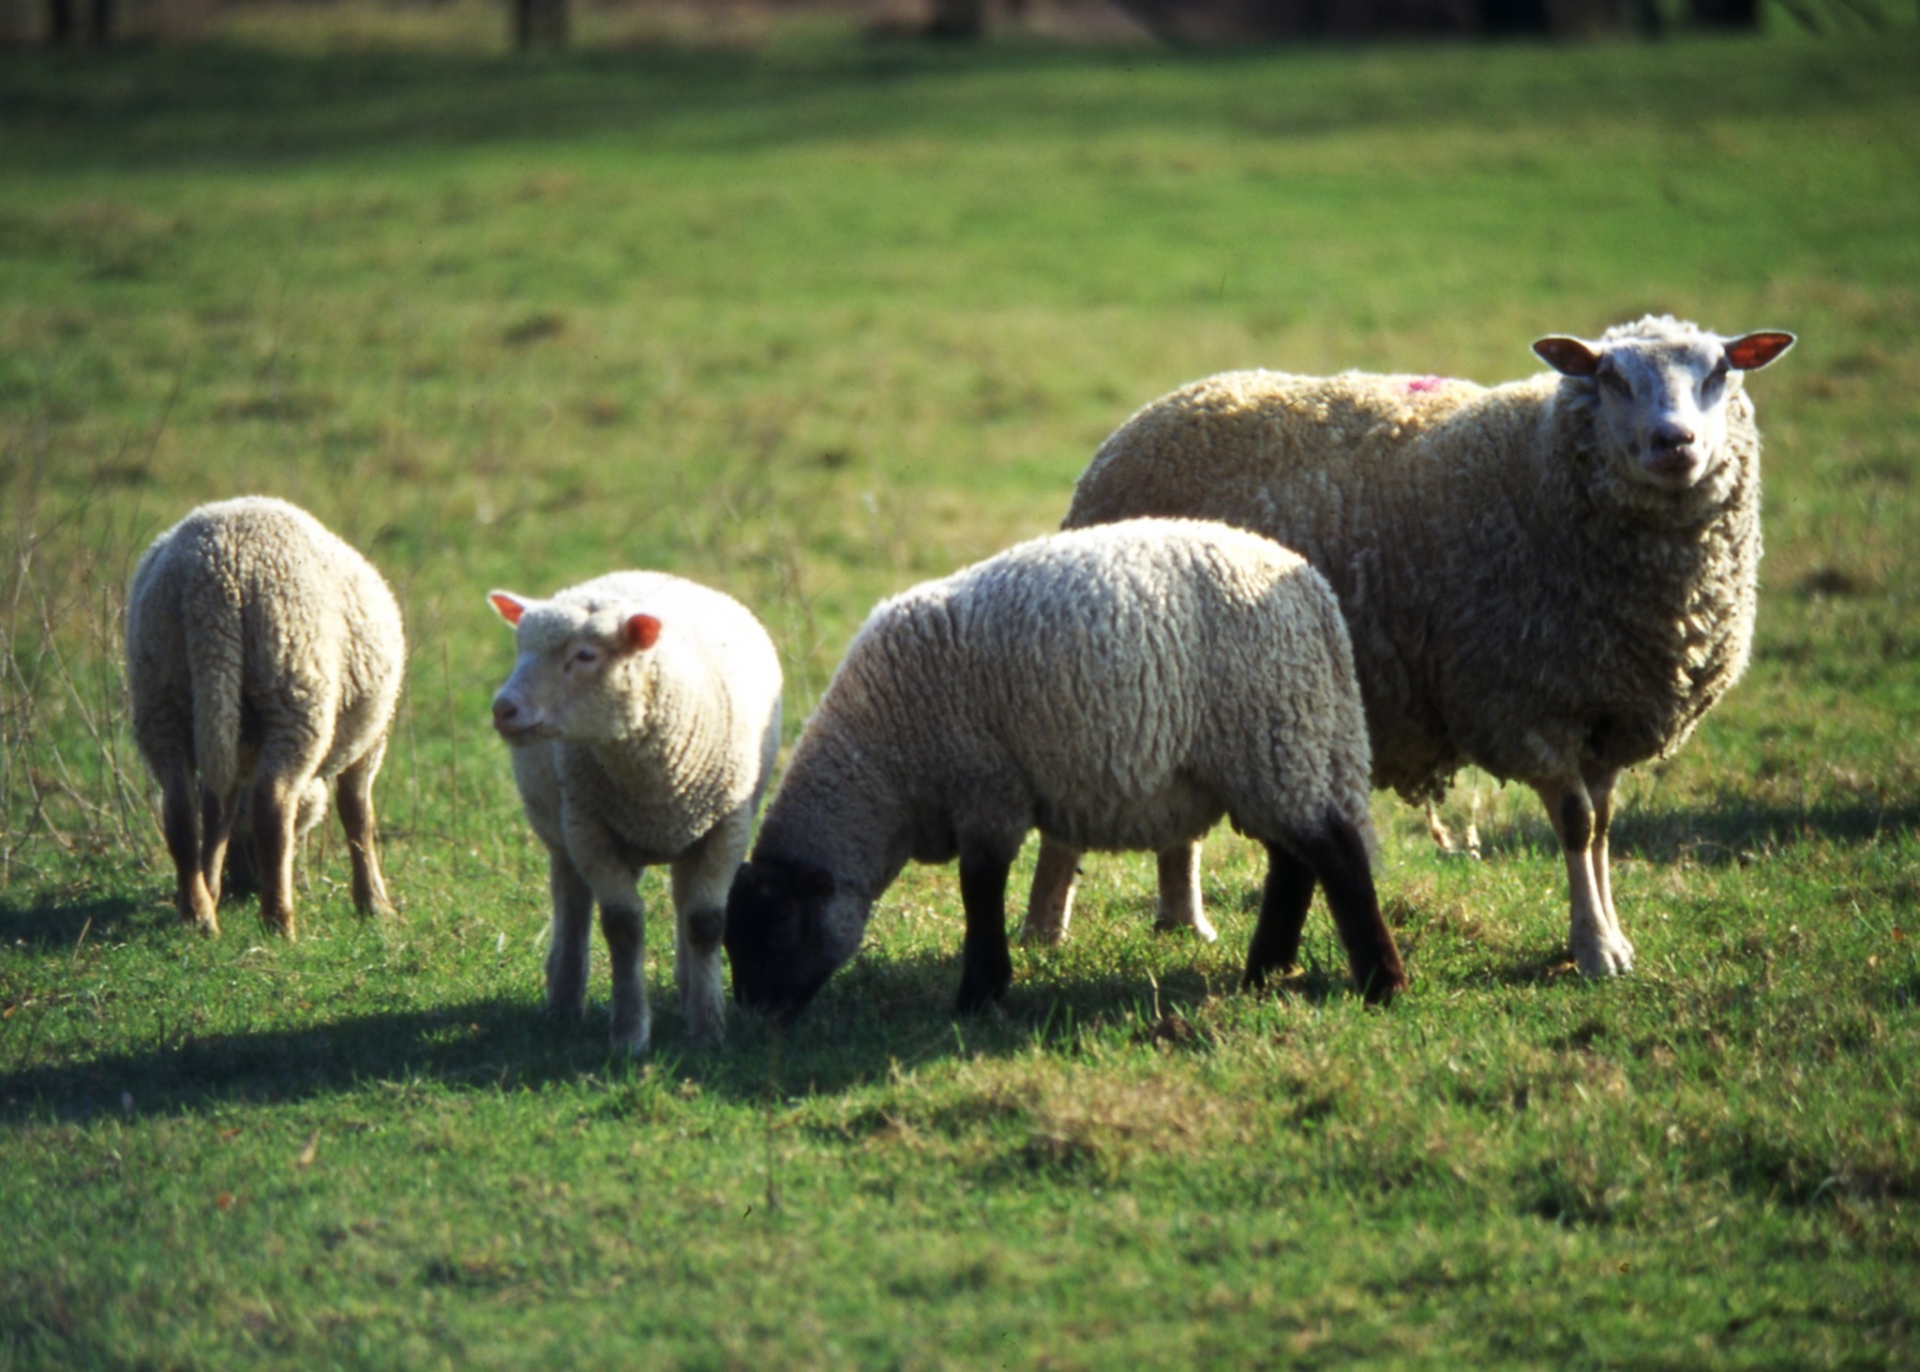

left=1599, top=366, right=1631, bottom=396
left=571, top=646, right=599, bottom=666
left=1705, top=360, right=1730, bottom=392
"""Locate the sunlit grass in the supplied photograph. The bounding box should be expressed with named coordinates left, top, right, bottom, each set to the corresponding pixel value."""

left=2, top=15, right=1918, bottom=1367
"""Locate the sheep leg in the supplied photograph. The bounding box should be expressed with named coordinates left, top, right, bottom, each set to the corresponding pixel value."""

left=956, top=842, right=1017, bottom=1015
left=1295, top=811, right=1407, bottom=1006
left=598, top=895, right=650, bottom=1056
left=250, top=770, right=309, bottom=940
left=563, top=812, right=651, bottom=1054
left=159, top=764, right=219, bottom=935
left=543, top=845, right=594, bottom=1021
left=1021, top=835, right=1081, bottom=946
left=199, top=784, right=236, bottom=910
left=1244, top=841, right=1316, bottom=989
left=669, top=809, right=751, bottom=1046
left=335, top=750, right=395, bottom=919
left=1154, top=841, right=1217, bottom=942
left=1537, top=778, right=1633, bottom=977
left=1585, top=768, right=1633, bottom=970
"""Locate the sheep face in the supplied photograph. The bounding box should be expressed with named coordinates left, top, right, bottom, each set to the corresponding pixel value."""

left=724, top=858, right=864, bottom=1022
left=1534, top=320, right=1794, bottom=494
left=488, top=590, right=661, bottom=746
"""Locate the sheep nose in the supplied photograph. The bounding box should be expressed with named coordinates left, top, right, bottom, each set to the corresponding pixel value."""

left=1652, top=422, right=1695, bottom=452
left=492, top=696, right=520, bottom=729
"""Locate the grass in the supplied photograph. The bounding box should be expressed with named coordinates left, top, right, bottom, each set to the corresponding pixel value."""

left=3, top=10, right=1919, bottom=1366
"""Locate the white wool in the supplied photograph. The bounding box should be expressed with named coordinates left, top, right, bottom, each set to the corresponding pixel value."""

left=729, top=518, right=1405, bottom=1014
left=1045, top=315, right=1794, bottom=977
left=490, top=570, right=782, bottom=1055
left=125, top=496, right=405, bottom=939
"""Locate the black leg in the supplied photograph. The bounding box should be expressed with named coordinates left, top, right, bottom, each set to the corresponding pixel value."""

left=1244, top=841, right=1317, bottom=989
left=1297, top=812, right=1407, bottom=1006
left=956, top=843, right=1016, bottom=1015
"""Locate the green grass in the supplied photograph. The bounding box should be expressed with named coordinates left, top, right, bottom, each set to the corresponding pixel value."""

left=3, top=13, right=1919, bottom=1367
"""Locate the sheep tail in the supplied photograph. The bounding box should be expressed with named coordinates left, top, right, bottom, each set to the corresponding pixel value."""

left=188, top=582, right=247, bottom=798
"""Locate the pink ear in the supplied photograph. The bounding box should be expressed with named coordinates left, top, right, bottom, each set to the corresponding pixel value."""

left=489, top=591, right=526, bottom=626
left=1724, top=331, right=1795, bottom=372
left=1533, top=336, right=1601, bottom=377
left=623, top=613, right=662, bottom=652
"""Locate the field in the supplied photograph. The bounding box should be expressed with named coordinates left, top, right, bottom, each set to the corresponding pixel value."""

left=3, top=10, right=1919, bottom=1366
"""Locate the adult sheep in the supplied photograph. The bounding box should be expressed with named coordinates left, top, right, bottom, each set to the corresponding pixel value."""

left=489, top=572, right=782, bottom=1054
left=724, top=518, right=1407, bottom=1024
left=1026, top=315, right=1795, bottom=978
left=126, top=496, right=406, bottom=939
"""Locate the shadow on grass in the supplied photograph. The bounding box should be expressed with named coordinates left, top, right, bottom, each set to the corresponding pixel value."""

left=1438, top=795, right=1920, bottom=865
left=5, top=795, right=1908, bottom=1122
left=1610, top=796, right=1920, bottom=864
left=0, top=33, right=1908, bottom=175
left=0, top=893, right=147, bottom=950
left=0, top=929, right=1306, bottom=1121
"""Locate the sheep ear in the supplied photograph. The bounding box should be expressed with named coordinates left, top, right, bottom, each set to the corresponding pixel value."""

left=1533, top=336, right=1602, bottom=377
left=622, top=613, right=662, bottom=653
left=488, top=591, right=527, bottom=627
left=1724, top=331, right=1795, bottom=371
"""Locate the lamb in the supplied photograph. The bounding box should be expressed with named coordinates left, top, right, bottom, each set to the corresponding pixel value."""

left=723, top=518, right=1408, bottom=1024
left=125, top=496, right=406, bottom=939
left=1026, top=316, right=1796, bottom=978
left=488, top=571, right=782, bottom=1054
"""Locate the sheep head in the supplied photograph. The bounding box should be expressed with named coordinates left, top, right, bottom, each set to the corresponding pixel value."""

left=1534, top=316, right=1794, bottom=495
left=487, top=589, right=662, bottom=746
left=724, top=857, right=864, bottom=1023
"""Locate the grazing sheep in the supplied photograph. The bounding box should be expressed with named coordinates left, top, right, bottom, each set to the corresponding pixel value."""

left=125, top=496, right=405, bottom=939
left=724, top=518, right=1407, bottom=1024
left=489, top=572, right=782, bottom=1054
left=1028, top=316, right=1796, bottom=978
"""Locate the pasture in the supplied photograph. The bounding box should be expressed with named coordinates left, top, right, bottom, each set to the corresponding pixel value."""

left=2, top=11, right=1918, bottom=1365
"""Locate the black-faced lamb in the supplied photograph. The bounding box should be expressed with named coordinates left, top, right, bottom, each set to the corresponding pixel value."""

left=489, top=571, right=782, bottom=1054
left=1027, top=316, right=1795, bottom=978
left=723, top=518, right=1408, bottom=1023
left=125, top=496, right=406, bottom=939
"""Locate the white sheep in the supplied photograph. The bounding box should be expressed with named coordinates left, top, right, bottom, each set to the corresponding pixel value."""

left=1027, top=316, right=1795, bottom=978
left=723, top=517, right=1408, bottom=1022
left=488, top=571, right=782, bottom=1054
left=125, top=496, right=406, bottom=939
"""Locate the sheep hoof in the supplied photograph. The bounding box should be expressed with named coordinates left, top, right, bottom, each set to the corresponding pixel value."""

left=1154, top=912, right=1218, bottom=944
left=1017, top=920, right=1067, bottom=949
left=545, top=992, right=587, bottom=1021
left=683, top=1003, right=727, bottom=1046
left=609, top=1025, right=651, bottom=1058
left=1572, top=937, right=1635, bottom=978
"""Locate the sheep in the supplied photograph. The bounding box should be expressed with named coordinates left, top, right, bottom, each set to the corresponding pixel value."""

left=1025, top=316, right=1796, bottom=978
left=488, top=571, right=782, bottom=1054
left=723, top=517, right=1408, bottom=1024
left=125, top=496, right=406, bottom=940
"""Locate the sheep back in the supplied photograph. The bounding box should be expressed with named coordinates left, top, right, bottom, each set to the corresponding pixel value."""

left=126, top=496, right=405, bottom=802
left=754, top=517, right=1373, bottom=885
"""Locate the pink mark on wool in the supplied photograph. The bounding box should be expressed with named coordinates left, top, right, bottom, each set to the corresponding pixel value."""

left=1407, top=376, right=1449, bottom=394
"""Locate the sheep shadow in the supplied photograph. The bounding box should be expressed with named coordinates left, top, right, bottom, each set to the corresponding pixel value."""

left=1454, top=794, right=1920, bottom=866
left=0, top=935, right=1279, bottom=1122
left=0, top=893, right=147, bottom=950
left=1608, top=796, right=1920, bottom=864
left=0, top=993, right=655, bottom=1125
left=7, top=794, right=1904, bottom=1121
